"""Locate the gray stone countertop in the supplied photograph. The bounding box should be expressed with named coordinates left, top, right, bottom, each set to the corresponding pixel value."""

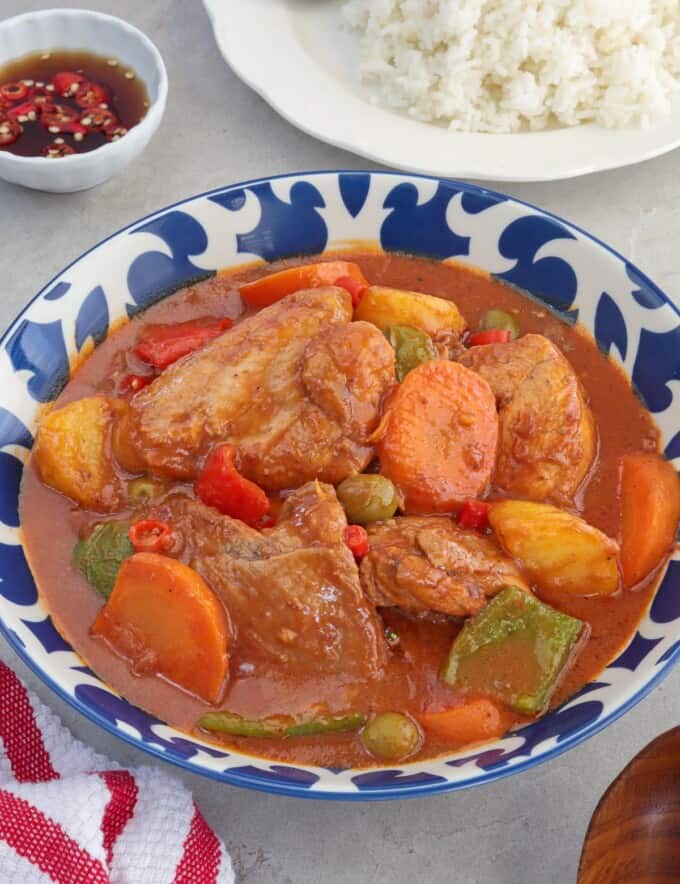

left=1, top=2, right=679, bottom=881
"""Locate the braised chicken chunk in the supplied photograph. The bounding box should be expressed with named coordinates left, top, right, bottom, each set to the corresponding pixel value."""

left=147, top=482, right=387, bottom=679
left=459, top=334, right=596, bottom=502
left=114, top=287, right=395, bottom=489
left=360, top=516, right=529, bottom=618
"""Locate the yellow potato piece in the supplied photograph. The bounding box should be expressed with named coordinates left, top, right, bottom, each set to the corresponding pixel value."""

left=489, top=500, right=619, bottom=597
left=354, top=286, right=466, bottom=338
left=33, top=397, right=126, bottom=511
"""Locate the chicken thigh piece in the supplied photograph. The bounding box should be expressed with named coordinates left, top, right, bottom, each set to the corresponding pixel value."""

left=360, top=516, right=529, bottom=618
left=114, top=287, right=396, bottom=489
left=459, top=334, right=595, bottom=503
left=148, top=482, right=387, bottom=679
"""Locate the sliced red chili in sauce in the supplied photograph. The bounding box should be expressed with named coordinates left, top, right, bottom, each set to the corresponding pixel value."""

left=0, top=82, right=29, bottom=102
left=51, top=72, right=86, bottom=97
left=40, top=141, right=76, bottom=158
left=105, top=124, right=128, bottom=142
left=0, top=117, right=21, bottom=146
left=344, top=525, right=369, bottom=559
left=0, top=55, right=146, bottom=157
left=7, top=101, right=39, bottom=123
left=41, top=104, right=78, bottom=126
left=31, top=88, right=56, bottom=111
left=75, top=81, right=111, bottom=108
left=128, top=520, right=175, bottom=554
left=80, top=108, right=117, bottom=131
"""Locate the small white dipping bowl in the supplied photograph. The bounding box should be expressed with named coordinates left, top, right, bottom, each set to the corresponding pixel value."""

left=0, top=8, right=167, bottom=192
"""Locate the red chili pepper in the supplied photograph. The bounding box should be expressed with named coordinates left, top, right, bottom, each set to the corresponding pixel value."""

left=468, top=329, right=512, bottom=347
left=75, top=81, right=111, bottom=108
left=134, top=318, right=234, bottom=370
left=120, top=373, right=154, bottom=396
left=0, top=95, right=14, bottom=112
left=31, top=88, right=56, bottom=111
left=105, top=124, right=128, bottom=142
left=41, top=142, right=76, bottom=158
left=194, top=445, right=270, bottom=527
left=80, top=108, right=117, bottom=131
left=128, top=519, right=175, bottom=554
left=0, top=117, right=21, bottom=146
left=344, top=524, right=369, bottom=559
left=458, top=499, right=491, bottom=531
left=41, top=105, right=80, bottom=134
left=51, top=71, right=86, bottom=98
left=0, top=82, right=29, bottom=102
left=7, top=101, right=39, bottom=122
left=334, top=275, right=368, bottom=308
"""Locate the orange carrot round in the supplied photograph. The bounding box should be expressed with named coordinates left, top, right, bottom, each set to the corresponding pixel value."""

left=378, top=360, right=498, bottom=513
left=620, top=452, right=680, bottom=588
left=419, top=698, right=515, bottom=746
left=91, top=552, right=229, bottom=704
left=239, top=261, right=368, bottom=309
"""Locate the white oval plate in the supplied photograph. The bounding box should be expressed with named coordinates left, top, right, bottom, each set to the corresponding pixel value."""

left=204, top=0, right=680, bottom=183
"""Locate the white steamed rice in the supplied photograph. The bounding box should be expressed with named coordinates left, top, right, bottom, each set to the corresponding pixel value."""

left=342, top=0, right=680, bottom=132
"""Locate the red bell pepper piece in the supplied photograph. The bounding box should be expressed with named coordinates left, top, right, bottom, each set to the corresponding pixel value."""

left=334, top=275, right=368, bottom=308
left=194, top=445, right=270, bottom=527
left=468, top=329, right=512, bottom=347
left=458, top=499, right=491, bottom=531
left=344, top=524, right=369, bottom=559
left=134, top=318, right=233, bottom=370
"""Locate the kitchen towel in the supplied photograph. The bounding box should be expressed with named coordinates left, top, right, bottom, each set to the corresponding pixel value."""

left=0, top=661, right=234, bottom=883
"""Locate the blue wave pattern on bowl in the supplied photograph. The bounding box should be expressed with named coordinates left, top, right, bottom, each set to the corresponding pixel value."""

left=0, top=172, right=678, bottom=800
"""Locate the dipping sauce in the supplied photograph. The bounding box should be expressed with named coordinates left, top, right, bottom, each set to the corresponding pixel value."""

left=0, top=49, right=149, bottom=157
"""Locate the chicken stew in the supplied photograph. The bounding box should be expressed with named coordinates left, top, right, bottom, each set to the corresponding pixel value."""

left=20, top=252, right=680, bottom=767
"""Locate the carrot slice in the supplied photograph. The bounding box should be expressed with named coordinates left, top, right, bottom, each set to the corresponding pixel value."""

left=620, top=452, right=680, bottom=588
left=239, top=261, right=368, bottom=308
left=91, top=553, right=229, bottom=703
left=378, top=360, right=498, bottom=513
left=419, top=698, right=515, bottom=745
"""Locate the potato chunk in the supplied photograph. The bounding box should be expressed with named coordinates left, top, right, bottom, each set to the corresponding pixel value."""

left=33, top=397, right=126, bottom=511
left=459, top=335, right=596, bottom=504
left=489, top=500, right=619, bottom=596
left=354, top=286, right=465, bottom=338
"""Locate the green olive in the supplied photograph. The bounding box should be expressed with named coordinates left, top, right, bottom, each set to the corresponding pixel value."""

left=127, top=476, right=165, bottom=504
left=360, top=712, right=422, bottom=761
left=480, top=309, right=519, bottom=340
left=337, top=474, right=398, bottom=524
left=384, top=325, right=437, bottom=382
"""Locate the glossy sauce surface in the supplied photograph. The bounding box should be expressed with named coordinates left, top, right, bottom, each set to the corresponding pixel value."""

left=20, top=251, right=661, bottom=767
left=0, top=50, right=148, bottom=156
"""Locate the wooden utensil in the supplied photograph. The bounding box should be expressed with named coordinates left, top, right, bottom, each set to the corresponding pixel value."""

left=578, top=726, right=680, bottom=883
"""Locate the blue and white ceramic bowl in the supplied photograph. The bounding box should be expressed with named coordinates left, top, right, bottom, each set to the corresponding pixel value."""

left=1, top=171, right=678, bottom=800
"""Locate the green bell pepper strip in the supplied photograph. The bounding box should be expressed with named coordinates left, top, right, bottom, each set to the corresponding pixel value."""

left=198, top=711, right=366, bottom=738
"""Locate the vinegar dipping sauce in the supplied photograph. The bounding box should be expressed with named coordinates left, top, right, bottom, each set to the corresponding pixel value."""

left=0, top=49, right=149, bottom=157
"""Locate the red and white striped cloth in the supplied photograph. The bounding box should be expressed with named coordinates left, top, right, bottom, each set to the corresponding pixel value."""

left=0, top=662, right=234, bottom=883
